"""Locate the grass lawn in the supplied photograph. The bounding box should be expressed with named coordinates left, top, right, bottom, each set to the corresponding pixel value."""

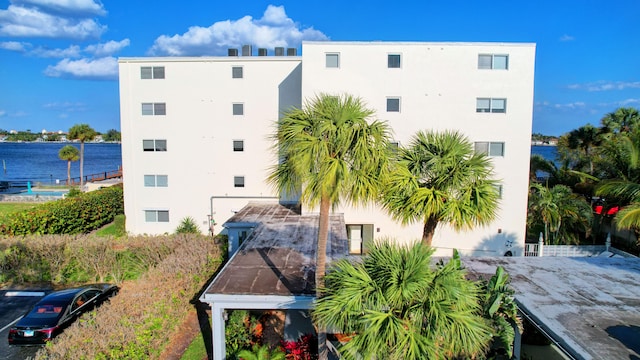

left=0, top=202, right=38, bottom=216
left=180, top=335, right=207, bottom=360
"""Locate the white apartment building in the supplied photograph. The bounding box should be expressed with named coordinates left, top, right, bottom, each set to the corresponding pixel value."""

left=118, top=41, right=535, bottom=256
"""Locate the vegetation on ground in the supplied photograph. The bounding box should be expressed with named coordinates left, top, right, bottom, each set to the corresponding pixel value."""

left=0, top=184, right=123, bottom=236
left=67, top=123, right=97, bottom=187
left=33, top=234, right=223, bottom=359
left=180, top=334, right=207, bottom=360
left=175, top=216, right=200, bottom=234
left=0, top=202, right=37, bottom=218
left=95, top=214, right=126, bottom=237
left=313, top=240, right=493, bottom=360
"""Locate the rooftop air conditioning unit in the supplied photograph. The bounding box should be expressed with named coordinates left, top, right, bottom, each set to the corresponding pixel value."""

left=242, top=45, right=252, bottom=56
left=258, top=48, right=267, bottom=56
left=286, top=48, right=297, bottom=56
left=228, top=48, right=238, bottom=56
left=275, top=47, right=284, bottom=56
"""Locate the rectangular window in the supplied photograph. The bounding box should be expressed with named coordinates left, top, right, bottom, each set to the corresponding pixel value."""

left=387, top=98, right=400, bottom=112
left=475, top=142, right=505, bottom=157
left=232, top=66, right=243, bottom=79
left=326, top=53, right=339, bottom=68
left=478, top=54, right=508, bottom=70
left=233, top=140, right=244, bottom=152
left=145, top=210, right=169, bottom=222
left=234, top=176, right=245, bottom=188
left=233, top=103, right=244, bottom=116
left=144, top=175, right=168, bottom=187
left=388, top=54, right=401, bottom=68
left=346, top=224, right=374, bottom=255
left=141, top=66, right=165, bottom=79
left=143, top=139, right=167, bottom=152
left=476, top=98, right=507, bottom=113
left=493, top=184, right=503, bottom=199
left=141, top=103, right=166, bottom=115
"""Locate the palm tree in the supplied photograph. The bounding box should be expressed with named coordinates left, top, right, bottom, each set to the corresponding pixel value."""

left=237, top=344, right=286, bottom=360
left=381, top=130, right=499, bottom=246
left=268, top=94, right=391, bottom=290
left=68, top=124, right=97, bottom=188
left=313, top=240, right=492, bottom=360
left=527, top=183, right=593, bottom=245
left=566, top=124, right=603, bottom=175
left=601, top=107, right=640, bottom=134
left=58, top=145, right=79, bottom=185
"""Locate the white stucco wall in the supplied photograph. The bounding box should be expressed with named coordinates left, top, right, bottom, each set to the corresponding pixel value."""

left=301, top=41, right=536, bottom=256
left=119, top=56, right=301, bottom=235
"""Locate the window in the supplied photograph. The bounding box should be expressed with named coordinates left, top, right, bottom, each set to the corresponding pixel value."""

left=233, top=140, right=244, bottom=152
left=141, top=66, right=165, bottom=79
left=142, top=103, right=166, bottom=116
left=145, top=210, right=169, bottom=222
left=387, top=98, right=400, bottom=112
left=326, top=53, right=339, bottom=68
left=144, top=175, right=168, bottom=187
left=388, top=54, right=401, bottom=68
left=347, top=224, right=374, bottom=255
left=475, top=142, right=505, bottom=157
left=232, top=66, right=243, bottom=79
left=476, top=98, right=506, bottom=113
left=234, top=176, right=245, bottom=188
left=233, top=103, right=244, bottom=116
left=143, top=139, right=167, bottom=152
left=478, top=54, right=508, bottom=70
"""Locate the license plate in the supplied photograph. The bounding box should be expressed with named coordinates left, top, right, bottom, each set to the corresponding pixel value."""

left=23, top=330, right=34, bottom=337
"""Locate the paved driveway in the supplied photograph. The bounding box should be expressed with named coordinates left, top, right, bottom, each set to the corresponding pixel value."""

left=0, top=289, right=50, bottom=360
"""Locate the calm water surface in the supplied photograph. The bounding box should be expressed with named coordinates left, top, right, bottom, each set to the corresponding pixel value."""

left=0, top=142, right=122, bottom=184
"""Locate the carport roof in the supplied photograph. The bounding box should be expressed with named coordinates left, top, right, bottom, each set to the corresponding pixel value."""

left=204, top=202, right=349, bottom=297
left=463, top=256, right=640, bottom=360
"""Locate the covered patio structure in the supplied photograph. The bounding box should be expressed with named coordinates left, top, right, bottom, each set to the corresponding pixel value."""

left=200, top=202, right=349, bottom=360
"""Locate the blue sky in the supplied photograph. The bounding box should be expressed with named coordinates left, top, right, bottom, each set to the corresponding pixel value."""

left=0, top=0, right=638, bottom=135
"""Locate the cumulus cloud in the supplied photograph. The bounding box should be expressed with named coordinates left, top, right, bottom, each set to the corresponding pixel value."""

left=559, top=34, right=575, bottom=41
left=12, top=0, right=107, bottom=16
left=44, top=56, right=117, bottom=80
left=148, top=5, right=328, bottom=56
left=568, top=81, right=640, bottom=91
left=84, top=39, right=130, bottom=57
left=0, top=40, right=30, bottom=51
left=0, top=4, right=106, bottom=39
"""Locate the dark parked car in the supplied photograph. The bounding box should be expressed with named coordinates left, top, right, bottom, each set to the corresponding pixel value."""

left=8, top=283, right=118, bottom=345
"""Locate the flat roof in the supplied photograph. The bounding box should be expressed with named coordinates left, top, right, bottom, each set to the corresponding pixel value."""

left=463, top=256, right=640, bottom=360
left=204, top=202, right=348, bottom=297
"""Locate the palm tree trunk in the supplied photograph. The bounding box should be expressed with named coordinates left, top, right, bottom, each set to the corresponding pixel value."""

left=422, top=216, right=439, bottom=246
left=317, top=195, right=330, bottom=360
left=79, top=141, right=84, bottom=188
left=67, top=160, right=71, bottom=185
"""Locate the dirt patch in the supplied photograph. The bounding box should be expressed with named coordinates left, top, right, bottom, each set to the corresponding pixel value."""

left=159, top=309, right=204, bottom=360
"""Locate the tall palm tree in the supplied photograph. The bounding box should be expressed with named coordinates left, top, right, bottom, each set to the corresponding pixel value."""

left=68, top=124, right=97, bottom=188
left=313, top=240, right=492, bottom=360
left=527, top=183, right=593, bottom=245
left=566, top=124, right=603, bottom=175
left=381, top=130, right=499, bottom=246
left=601, top=107, right=640, bottom=134
left=58, top=145, right=79, bottom=185
left=268, top=93, right=391, bottom=290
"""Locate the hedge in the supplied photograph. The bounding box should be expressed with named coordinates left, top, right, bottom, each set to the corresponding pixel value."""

left=0, top=185, right=124, bottom=236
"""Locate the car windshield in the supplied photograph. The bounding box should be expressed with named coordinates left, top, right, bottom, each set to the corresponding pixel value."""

left=27, top=303, right=65, bottom=319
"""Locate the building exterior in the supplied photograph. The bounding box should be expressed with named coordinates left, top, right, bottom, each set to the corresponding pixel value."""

left=118, top=41, right=535, bottom=256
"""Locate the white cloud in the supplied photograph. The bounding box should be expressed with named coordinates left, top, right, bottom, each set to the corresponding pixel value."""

left=84, top=39, right=130, bottom=57
left=12, top=0, right=107, bottom=16
left=0, top=4, right=106, bottom=39
left=559, top=34, right=575, bottom=41
left=43, top=101, right=86, bottom=111
left=568, top=81, right=640, bottom=91
left=149, top=5, right=328, bottom=56
left=0, top=40, right=30, bottom=51
left=535, top=101, right=586, bottom=110
left=0, top=110, right=6, bottom=117
left=44, top=56, right=118, bottom=80
left=31, top=44, right=80, bottom=58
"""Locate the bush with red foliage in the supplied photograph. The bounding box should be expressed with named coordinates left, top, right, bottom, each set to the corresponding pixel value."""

left=281, top=333, right=318, bottom=360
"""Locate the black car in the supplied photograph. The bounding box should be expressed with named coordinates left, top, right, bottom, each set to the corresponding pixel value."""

left=8, top=283, right=118, bottom=345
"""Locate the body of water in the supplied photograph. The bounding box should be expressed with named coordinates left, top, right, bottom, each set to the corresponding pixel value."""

left=0, top=142, right=122, bottom=184
left=531, top=145, right=557, bottom=162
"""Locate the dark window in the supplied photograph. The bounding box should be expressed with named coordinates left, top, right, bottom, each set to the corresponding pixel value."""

left=233, top=103, right=244, bottom=116
left=388, top=54, right=401, bottom=68
left=387, top=98, right=400, bottom=112
left=233, top=140, right=244, bottom=151
left=234, top=176, right=245, bottom=188
left=232, top=66, right=243, bottom=79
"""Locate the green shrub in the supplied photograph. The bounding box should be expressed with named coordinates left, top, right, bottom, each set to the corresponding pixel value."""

left=66, top=187, right=82, bottom=198
left=0, top=185, right=124, bottom=236
left=175, top=216, right=199, bottom=234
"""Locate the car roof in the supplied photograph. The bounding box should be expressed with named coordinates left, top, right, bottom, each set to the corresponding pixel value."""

left=40, top=287, right=86, bottom=302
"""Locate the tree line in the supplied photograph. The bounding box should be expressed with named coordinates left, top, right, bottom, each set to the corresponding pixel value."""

left=528, top=107, right=640, bottom=249
left=0, top=128, right=120, bottom=142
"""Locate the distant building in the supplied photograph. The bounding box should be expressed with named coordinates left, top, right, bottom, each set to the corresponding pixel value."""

left=118, top=41, right=535, bottom=257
